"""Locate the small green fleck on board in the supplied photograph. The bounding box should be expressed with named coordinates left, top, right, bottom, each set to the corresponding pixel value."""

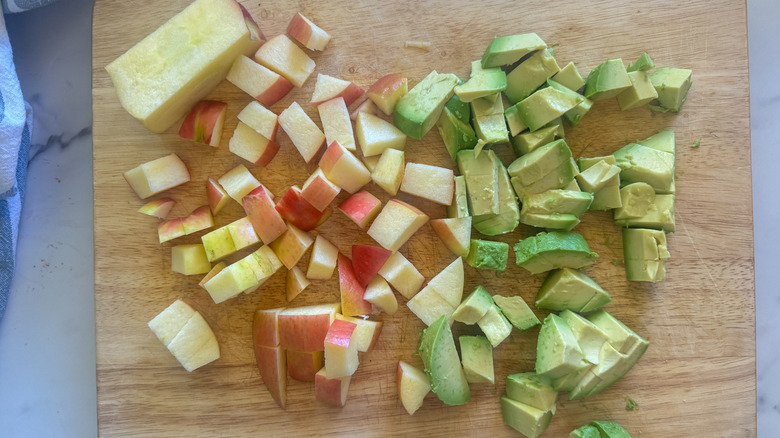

left=626, top=396, right=638, bottom=411
left=612, top=259, right=623, bottom=266
left=691, top=139, right=701, bottom=148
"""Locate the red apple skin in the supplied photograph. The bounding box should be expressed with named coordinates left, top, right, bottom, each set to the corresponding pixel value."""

left=286, top=12, right=313, bottom=46
left=275, top=186, right=327, bottom=231
left=243, top=185, right=287, bottom=244
left=337, top=254, right=373, bottom=316
left=318, top=141, right=344, bottom=174
left=206, top=177, right=229, bottom=215
left=255, top=138, right=280, bottom=167
left=157, top=217, right=186, bottom=243
left=253, top=345, right=287, bottom=409
left=337, top=190, right=381, bottom=229
left=178, top=100, right=227, bottom=146
left=182, top=205, right=214, bottom=234
left=325, top=319, right=357, bottom=349
left=301, top=174, right=339, bottom=212
left=315, top=367, right=350, bottom=407
left=253, top=308, right=284, bottom=348
left=311, top=82, right=365, bottom=107
left=366, top=74, right=408, bottom=115
left=256, top=76, right=294, bottom=107
left=351, top=245, right=392, bottom=287
left=238, top=2, right=266, bottom=43
left=277, top=307, right=336, bottom=351
left=286, top=349, right=324, bottom=382
left=138, top=197, right=176, bottom=219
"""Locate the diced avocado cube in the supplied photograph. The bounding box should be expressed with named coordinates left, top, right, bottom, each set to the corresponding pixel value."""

left=472, top=158, right=520, bottom=235
left=514, top=231, right=598, bottom=275
left=613, top=182, right=656, bottom=219
left=508, top=139, right=573, bottom=186
left=622, top=228, right=670, bottom=282
left=589, top=176, right=622, bottom=211
left=453, top=285, right=495, bottom=324
left=447, top=175, right=470, bottom=219
left=459, top=335, right=494, bottom=384
left=583, top=336, right=649, bottom=399
left=454, top=60, right=507, bottom=102
left=591, top=421, right=633, bottom=438
left=587, top=310, right=644, bottom=354
left=477, top=304, right=513, bottom=347
left=649, top=67, right=692, bottom=113
left=437, top=106, right=478, bottom=161
left=493, top=295, right=540, bottom=331
left=546, top=79, right=593, bottom=126
left=576, top=160, right=621, bottom=193
left=467, top=239, right=509, bottom=271
left=394, top=70, right=460, bottom=139
left=617, top=71, right=659, bottom=110
left=522, top=190, right=594, bottom=217
left=505, top=48, right=561, bottom=103
left=614, top=193, right=675, bottom=232
left=445, top=93, right=471, bottom=124
left=551, top=364, right=591, bottom=392
left=553, top=61, right=586, bottom=91
left=547, top=118, right=566, bottom=138
left=638, top=129, right=675, bottom=154
left=457, top=149, right=499, bottom=216
left=471, top=94, right=509, bottom=144
left=505, top=104, right=529, bottom=137
left=511, top=158, right=579, bottom=199
left=584, top=59, right=632, bottom=101
left=613, top=142, right=675, bottom=194
left=559, top=310, right=610, bottom=365
left=570, top=424, right=602, bottom=438
left=535, top=268, right=611, bottom=312
left=513, top=87, right=583, bottom=131
left=482, top=33, right=547, bottom=68
left=418, top=315, right=471, bottom=405
left=563, top=179, right=581, bottom=191
left=627, top=51, right=655, bottom=72
left=519, top=212, right=581, bottom=231
left=578, top=155, right=617, bottom=170
left=536, top=314, right=586, bottom=380
left=511, top=125, right=558, bottom=157
left=500, top=397, right=553, bottom=438
left=506, top=372, right=558, bottom=412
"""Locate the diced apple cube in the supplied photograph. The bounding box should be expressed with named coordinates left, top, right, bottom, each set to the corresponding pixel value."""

left=148, top=299, right=196, bottom=347
left=254, top=34, right=315, bottom=88
left=253, top=307, right=284, bottom=348
left=171, top=244, right=212, bottom=275
left=371, top=148, right=405, bottom=196
left=279, top=101, right=326, bottom=163
left=356, top=112, right=407, bottom=157
left=275, top=185, right=328, bottom=231
left=178, top=100, right=227, bottom=147
left=364, top=276, right=398, bottom=315
left=199, top=262, right=226, bottom=289
left=367, top=199, right=429, bottom=251
left=228, top=121, right=280, bottom=167
left=338, top=190, right=382, bottom=229
left=334, top=314, right=383, bottom=352
left=237, top=100, right=278, bottom=140
left=315, top=366, right=351, bottom=407
left=307, top=234, right=339, bottom=280
left=218, top=164, right=261, bottom=202
left=319, top=141, right=372, bottom=194
left=287, top=12, right=331, bottom=51
left=278, top=302, right=340, bottom=351
left=350, top=98, right=377, bottom=120
left=243, top=184, right=287, bottom=244
left=270, top=223, right=314, bottom=269
left=124, top=153, right=190, bottom=199
left=138, top=197, right=176, bottom=219
left=324, top=319, right=359, bottom=378
left=162, top=311, right=220, bottom=372
left=378, top=252, right=424, bottom=299
left=397, top=360, right=432, bottom=415
left=311, top=74, right=365, bottom=107
left=253, top=345, right=287, bottom=409
left=337, top=254, right=373, bottom=317
left=400, top=162, right=454, bottom=205
left=287, top=349, right=324, bottom=382
left=206, top=177, right=230, bottom=215
left=301, top=168, right=341, bottom=212
left=226, top=55, right=293, bottom=107
left=286, top=266, right=310, bottom=302
left=351, top=244, right=393, bottom=287
left=407, top=285, right=456, bottom=326
left=367, top=74, right=409, bottom=116
left=430, top=217, right=472, bottom=258
left=318, top=97, right=356, bottom=151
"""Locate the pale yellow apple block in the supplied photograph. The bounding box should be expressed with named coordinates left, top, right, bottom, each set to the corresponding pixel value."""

left=171, top=244, right=212, bottom=275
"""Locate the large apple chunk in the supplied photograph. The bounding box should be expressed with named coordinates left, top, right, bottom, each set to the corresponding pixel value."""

left=407, top=285, right=456, bottom=326
left=338, top=190, right=382, bottom=229
left=178, top=100, right=227, bottom=147
left=243, top=185, right=287, bottom=244
left=279, top=101, right=326, bottom=163
left=149, top=300, right=220, bottom=372
left=311, top=74, right=365, bottom=107
left=400, top=163, right=454, bottom=205
left=324, top=319, right=359, bottom=378
left=430, top=217, right=472, bottom=257
left=237, top=100, right=278, bottom=140
left=318, top=141, right=372, bottom=193
left=351, top=245, right=392, bottom=287
left=335, top=314, right=383, bottom=353
left=318, top=97, right=356, bottom=151
left=254, top=34, right=315, bottom=88
left=367, top=74, right=409, bottom=116
left=301, top=168, right=341, bottom=212
left=270, top=223, right=314, bottom=269
left=426, top=257, right=465, bottom=308
left=275, top=186, right=327, bottom=231
left=226, top=55, right=293, bottom=106
left=397, top=360, right=432, bottom=415
left=315, top=367, right=351, bottom=407
left=287, top=12, right=331, bottom=51
left=148, top=299, right=196, bottom=347
left=367, top=199, right=429, bottom=251
left=278, top=303, right=340, bottom=351
left=356, top=112, right=407, bottom=157
left=228, top=121, right=280, bottom=167
left=171, top=244, right=212, bottom=275
left=106, top=0, right=264, bottom=133
left=378, top=251, right=425, bottom=299
left=337, top=254, right=373, bottom=317
left=218, top=164, right=260, bottom=202
left=124, top=153, right=190, bottom=199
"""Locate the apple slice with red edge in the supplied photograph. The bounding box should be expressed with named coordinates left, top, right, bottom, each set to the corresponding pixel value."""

left=337, top=253, right=373, bottom=317
left=350, top=98, right=377, bottom=120
left=278, top=101, right=326, bottom=163
left=310, top=74, right=365, bottom=107
left=254, top=34, right=315, bottom=88
left=301, top=168, right=341, bottom=212
left=275, top=185, right=328, bottom=231
left=351, top=245, right=392, bottom=287
left=318, top=97, right=356, bottom=151
left=206, top=177, right=230, bottom=215
left=366, top=74, right=408, bottom=115
left=323, top=318, right=359, bottom=378
left=138, top=197, right=176, bottom=219
left=178, top=100, right=227, bottom=147
left=400, top=162, right=454, bottom=205
left=237, top=101, right=278, bottom=140
left=430, top=217, right=472, bottom=257
left=335, top=314, right=383, bottom=353
left=377, top=251, right=425, bottom=299
left=397, top=360, right=432, bottom=415
left=228, top=121, right=280, bottom=167
left=226, top=55, right=293, bottom=107
left=124, top=153, right=190, bottom=200
left=278, top=302, right=340, bottom=351
left=269, top=223, right=314, bottom=270
left=199, top=262, right=226, bottom=289
left=253, top=307, right=284, bottom=348
left=254, top=345, right=287, bottom=409
left=286, top=266, right=310, bottom=302
left=338, top=190, right=382, bottom=229
left=315, top=366, right=351, bottom=407
left=364, top=276, right=398, bottom=315
left=286, top=12, right=331, bottom=51
left=182, top=205, right=214, bottom=234
left=318, top=141, right=371, bottom=194
left=286, top=349, right=324, bottom=382
left=243, top=184, right=287, bottom=244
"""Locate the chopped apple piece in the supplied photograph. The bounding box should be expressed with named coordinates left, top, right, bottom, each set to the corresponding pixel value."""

left=397, top=360, right=432, bottom=415
left=157, top=308, right=220, bottom=372
left=226, top=55, right=293, bottom=107
left=203, top=246, right=280, bottom=303
left=378, top=251, right=425, bottom=299
left=362, top=155, right=381, bottom=172
left=338, top=190, right=382, bottom=229
left=351, top=245, right=392, bottom=286
left=148, top=299, right=196, bottom=347
left=178, top=100, right=227, bottom=147
left=301, top=168, right=341, bottom=212
left=228, top=121, right=280, bottom=167
left=430, top=217, right=472, bottom=257
left=270, top=223, right=314, bottom=269
left=287, top=266, right=310, bottom=302
left=106, top=0, right=264, bottom=133
left=426, top=257, right=465, bottom=308
left=287, top=12, right=331, bottom=51
left=254, top=34, right=315, bottom=88
left=364, top=276, right=398, bottom=315
left=335, top=314, right=383, bottom=352
left=350, top=98, right=377, bottom=120
left=371, top=148, right=405, bottom=196
left=138, top=197, right=176, bottom=219
left=407, top=285, right=456, bottom=326
left=206, top=177, right=230, bottom=215
left=324, top=319, right=359, bottom=378
left=318, top=97, right=356, bottom=151
left=171, top=244, right=212, bottom=275
left=157, top=218, right=186, bottom=243
left=199, top=262, right=226, bottom=289
left=278, top=101, right=326, bottom=163
left=337, top=254, right=373, bottom=317
left=237, top=100, right=278, bottom=140
left=287, top=349, right=324, bottom=382
left=307, top=234, right=339, bottom=280
left=243, top=184, right=287, bottom=244
left=275, top=185, right=328, bottom=231
left=253, top=307, right=284, bottom=348
left=218, top=164, right=261, bottom=202
left=158, top=205, right=214, bottom=243
left=367, top=199, right=429, bottom=251
left=278, top=303, right=340, bottom=351
left=367, top=74, right=409, bottom=116
left=315, top=366, right=351, bottom=407
left=254, top=345, right=287, bottom=409
left=318, top=141, right=372, bottom=193
left=124, top=153, right=190, bottom=200
left=356, top=111, right=407, bottom=157
left=400, top=163, right=454, bottom=205
left=311, top=74, right=365, bottom=107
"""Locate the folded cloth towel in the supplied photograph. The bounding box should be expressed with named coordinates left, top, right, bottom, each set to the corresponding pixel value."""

left=0, top=11, right=32, bottom=321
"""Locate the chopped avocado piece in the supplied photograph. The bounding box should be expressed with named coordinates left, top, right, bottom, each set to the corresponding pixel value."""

left=547, top=117, right=566, bottom=138
left=613, top=182, right=656, bottom=219
left=505, top=103, right=529, bottom=137
left=584, top=337, right=649, bottom=398
left=521, top=190, right=593, bottom=217
left=514, top=231, right=598, bottom=275
left=493, top=295, right=540, bottom=331
left=587, top=309, right=645, bottom=354
left=513, top=87, right=583, bottom=131
left=578, top=155, right=617, bottom=170
left=505, top=48, right=561, bottom=103
left=576, top=160, right=621, bottom=193
left=622, top=227, right=670, bottom=282
left=467, top=239, right=509, bottom=271
left=511, top=124, right=558, bottom=156
left=591, top=421, right=633, bottom=438
left=511, top=158, right=579, bottom=199
left=535, top=313, right=586, bottom=380
left=638, top=129, right=675, bottom=154
left=454, top=60, right=507, bottom=102
left=477, top=304, right=513, bottom=347
left=457, top=148, right=499, bottom=215
left=551, top=364, right=591, bottom=392
left=418, top=315, right=471, bottom=405
left=627, top=51, right=655, bottom=72
left=447, top=175, right=470, bottom=218
left=625, top=397, right=638, bottom=410
left=500, top=397, right=553, bottom=438
left=506, top=373, right=558, bottom=413
left=445, top=93, right=471, bottom=124
left=394, top=70, right=460, bottom=139
left=584, top=59, right=632, bottom=101
left=519, top=212, right=581, bottom=231
left=570, top=424, right=602, bottom=438
left=553, top=62, right=586, bottom=91
left=563, top=178, right=581, bottom=191
left=471, top=94, right=510, bottom=144
left=546, top=79, right=593, bottom=126
left=482, top=33, right=547, bottom=68
left=649, top=67, right=692, bottom=113
left=559, top=310, right=610, bottom=365
left=617, top=71, right=658, bottom=110
left=613, top=142, right=675, bottom=194
left=589, top=177, right=622, bottom=211
left=453, top=285, right=495, bottom=324
left=508, top=139, right=573, bottom=186
left=472, top=157, right=520, bottom=235
left=459, top=335, right=494, bottom=384
left=437, top=106, right=478, bottom=161
left=614, top=194, right=675, bottom=232
left=535, top=268, right=611, bottom=312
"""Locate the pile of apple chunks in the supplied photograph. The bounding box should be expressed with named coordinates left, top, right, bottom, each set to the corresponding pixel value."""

left=132, top=6, right=693, bottom=438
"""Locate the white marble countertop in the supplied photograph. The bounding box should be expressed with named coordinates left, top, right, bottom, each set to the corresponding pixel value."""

left=0, top=0, right=775, bottom=436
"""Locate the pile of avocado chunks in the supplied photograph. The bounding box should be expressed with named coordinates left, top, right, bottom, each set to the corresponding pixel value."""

left=392, top=32, right=692, bottom=437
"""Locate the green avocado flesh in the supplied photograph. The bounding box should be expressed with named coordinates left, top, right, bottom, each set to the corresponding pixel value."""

left=481, top=33, right=547, bottom=68
left=535, top=267, right=611, bottom=312
left=613, top=142, right=675, bottom=194
left=418, top=315, right=471, bottom=405
left=457, top=149, right=499, bottom=216
left=649, top=67, right=692, bottom=113
left=511, top=124, right=558, bottom=157
left=535, top=313, right=586, bottom=380
left=505, top=372, right=557, bottom=413
left=500, top=397, right=553, bottom=438
left=467, top=239, right=509, bottom=271
left=622, top=228, right=670, bottom=282
left=584, top=58, right=632, bottom=101
left=493, top=295, right=540, bottom=331
left=459, top=335, right=494, bottom=384
left=472, top=157, right=520, bottom=235
left=394, top=70, right=460, bottom=139
left=514, top=231, right=598, bottom=274
left=437, top=106, right=478, bottom=161
left=453, top=285, right=494, bottom=324
left=505, top=48, right=561, bottom=103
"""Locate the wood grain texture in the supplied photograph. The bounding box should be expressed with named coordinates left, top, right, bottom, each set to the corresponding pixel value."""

left=93, top=0, right=755, bottom=436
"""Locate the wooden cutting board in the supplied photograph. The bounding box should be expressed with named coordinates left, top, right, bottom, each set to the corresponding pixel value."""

left=92, top=0, right=755, bottom=436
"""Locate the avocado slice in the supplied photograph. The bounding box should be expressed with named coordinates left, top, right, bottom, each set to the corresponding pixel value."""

left=535, top=268, right=611, bottom=312
left=581, top=336, right=649, bottom=399
left=466, top=239, right=509, bottom=271
left=622, top=228, right=670, bottom=282
left=587, top=309, right=646, bottom=355
left=591, top=420, right=633, bottom=438
left=521, top=190, right=594, bottom=217
left=638, top=129, right=675, bottom=154
left=576, top=160, right=621, bottom=193
left=445, top=92, right=471, bottom=124
left=472, top=157, right=520, bottom=235
left=536, top=313, right=587, bottom=380
left=452, top=285, right=495, bottom=324
left=457, top=148, right=499, bottom=216
left=546, top=78, right=593, bottom=126
left=627, top=51, right=655, bottom=72
left=649, top=67, right=692, bottom=113
left=493, top=295, right=540, bottom=331
left=454, top=60, right=507, bottom=102
left=614, top=193, right=675, bottom=232
left=505, top=104, right=529, bottom=137
left=394, top=70, right=460, bottom=139
left=437, top=106, right=478, bottom=161
left=505, top=48, right=561, bottom=103
left=589, top=177, right=622, bottom=211
left=505, top=372, right=558, bottom=413
left=559, top=310, right=610, bottom=365
left=511, top=157, right=579, bottom=200
left=471, top=94, right=510, bottom=144
left=613, top=182, right=656, bottom=219
left=578, top=155, right=617, bottom=170
left=519, top=212, right=581, bottom=231
left=500, top=397, right=553, bottom=438
left=511, top=124, right=558, bottom=156
left=447, top=175, right=470, bottom=219
left=418, top=314, right=471, bottom=405
left=481, top=33, right=547, bottom=68
left=584, top=58, right=632, bottom=101
left=613, top=142, right=675, bottom=194
left=553, top=61, right=586, bottom=92
left=477, top=304, right=513, bottom=347
left=514, top=231, right=598, bottom=275
left=617, top=71, right=658, bottom=110
left=513, top=87, right=583, bottom=131
left=459, top=335, right=495, bottom=384
left=570, top=424, right=602, bottom=438
left=508, top=139, right=572, bottom=186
